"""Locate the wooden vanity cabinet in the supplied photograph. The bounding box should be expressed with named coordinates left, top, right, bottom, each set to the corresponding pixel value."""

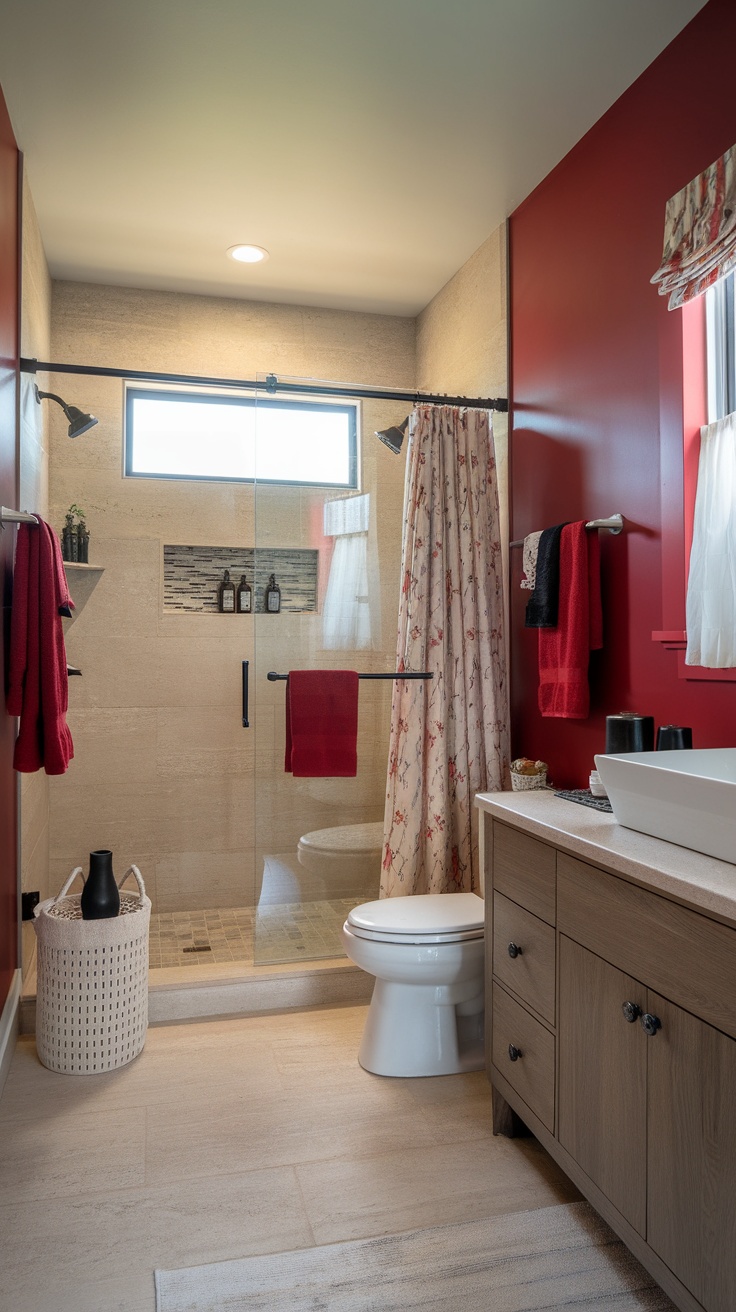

left=483, top=813, right=736, bottom=1312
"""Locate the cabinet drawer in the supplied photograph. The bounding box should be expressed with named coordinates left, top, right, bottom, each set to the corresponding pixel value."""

left=558, top=854, right=736, bottom=1042
left=492, top=822, right=556, bottom=925
left=492, top=892, right=556, bottom=1023
left=491, top=983, right=555, bottom=1131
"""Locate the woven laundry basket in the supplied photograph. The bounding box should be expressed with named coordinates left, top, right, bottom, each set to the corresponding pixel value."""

left=33, top=864, right=150, bottom=1075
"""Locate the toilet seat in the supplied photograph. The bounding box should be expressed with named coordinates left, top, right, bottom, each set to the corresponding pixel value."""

left=299, top=821, right=383, bottom=858
left=347, top=892, right=484, bottom=946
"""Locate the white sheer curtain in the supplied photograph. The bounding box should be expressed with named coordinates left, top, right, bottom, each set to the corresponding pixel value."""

left=322, top=493, right=376, bottom=650
left=686, top=411, right=736, bottom=667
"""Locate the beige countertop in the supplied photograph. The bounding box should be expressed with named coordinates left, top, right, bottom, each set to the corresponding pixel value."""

left=475, top=788, right=736, bottom=929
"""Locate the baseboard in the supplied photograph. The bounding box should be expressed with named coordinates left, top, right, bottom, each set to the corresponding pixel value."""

left=0, top=970, right=22, bottom=1098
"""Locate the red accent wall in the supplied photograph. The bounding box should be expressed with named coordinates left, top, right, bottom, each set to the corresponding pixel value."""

left=509, top=0, right=736, bottom=788
left=0, top=83, right=19, bottom=1007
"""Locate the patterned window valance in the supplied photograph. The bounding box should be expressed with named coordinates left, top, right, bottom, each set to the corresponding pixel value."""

left=651, top=143, right=736, bottom=310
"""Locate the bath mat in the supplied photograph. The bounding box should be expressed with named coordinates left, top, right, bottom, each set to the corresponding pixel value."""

left=154, top=1199, right=674, bottom=1311
left=555, top=788, right=613, bottom=813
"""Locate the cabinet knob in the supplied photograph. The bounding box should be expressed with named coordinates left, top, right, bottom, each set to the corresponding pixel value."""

left=621, top=1001, right=642, bottom=1024
left=507, top=942, right=523, bottom=959
left=508, top=1044, right=522, bottom=1062
left=641, top=1012, right=662, bottom=1037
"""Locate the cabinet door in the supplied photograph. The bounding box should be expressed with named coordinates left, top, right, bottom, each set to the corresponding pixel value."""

left=558, top=935, right=647, bottom=1234
left=647, top=991, right=736, bottom=1312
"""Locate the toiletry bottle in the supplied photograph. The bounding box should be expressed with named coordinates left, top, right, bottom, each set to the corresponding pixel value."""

left=237, top=575, right=252, bottom=613
left=264, top=573, right=281, bottom=613
left=218, top=570, right=235, bottom=613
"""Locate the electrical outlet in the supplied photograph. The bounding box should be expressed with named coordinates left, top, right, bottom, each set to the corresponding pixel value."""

left=21, top=891, right=40, bottom=921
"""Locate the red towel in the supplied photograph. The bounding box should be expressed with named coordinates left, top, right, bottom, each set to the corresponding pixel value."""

left=7, top=520, right=75, bottom=774
left=284, top=670, right=359, bottom=777
left=538, top=521, right=602, bottom=719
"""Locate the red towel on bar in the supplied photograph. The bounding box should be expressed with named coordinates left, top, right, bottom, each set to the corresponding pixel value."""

left=284, top=670, right=359, bottom=777
left=7, top=520, right=75, bottom=774
left=537, top=521, right=602, bottom=719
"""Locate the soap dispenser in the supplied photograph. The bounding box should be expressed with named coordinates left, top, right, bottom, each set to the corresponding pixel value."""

left=264, top=573, right=281, bottom=613
left=218, top=570, right=235, bottom=613
left=237, top=574, right=252, bottom=613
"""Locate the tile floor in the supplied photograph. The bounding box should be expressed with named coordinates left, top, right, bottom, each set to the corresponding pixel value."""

left=148, top=898, right=357, bottom=969
left=0, top=1004, right=582, bottom=1312
left=148, top=849, right=375, bottom=969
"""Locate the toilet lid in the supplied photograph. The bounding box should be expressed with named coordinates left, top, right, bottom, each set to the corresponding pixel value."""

left=347, top=892, right=484, bottom=944
left=299, top=821, right=383, bottom=855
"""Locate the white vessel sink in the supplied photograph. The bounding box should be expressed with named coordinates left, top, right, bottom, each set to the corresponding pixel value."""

left=594, top=748, right=736, bottom=865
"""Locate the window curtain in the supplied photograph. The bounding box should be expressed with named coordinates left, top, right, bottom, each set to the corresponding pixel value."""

left=651, top=142, right=736, bottom=310
left=381, top=405, right=509, bottom=897
left=686, top=412, right=736, bottom=668
left=322, top=493, right=378, bottom=650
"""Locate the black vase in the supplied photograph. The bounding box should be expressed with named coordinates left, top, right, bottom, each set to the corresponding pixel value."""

left=80, top=849, right=120, bottom=919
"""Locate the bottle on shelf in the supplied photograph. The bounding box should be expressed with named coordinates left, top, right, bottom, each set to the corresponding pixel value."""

left=237, top=574, right=252, bottom=613
left=218, top=569, right=236, bottom=613
left=264, top=573, right=281, bottom=613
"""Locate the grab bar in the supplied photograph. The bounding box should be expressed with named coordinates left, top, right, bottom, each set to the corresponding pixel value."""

left=242, top=660, right=249, bottom=728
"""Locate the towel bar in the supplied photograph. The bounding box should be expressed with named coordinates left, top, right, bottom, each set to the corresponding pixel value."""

left=267, top=671, right=432, bottom=681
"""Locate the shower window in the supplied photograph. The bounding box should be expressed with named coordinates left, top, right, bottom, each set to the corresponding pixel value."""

left=125, top=387, right=358, bottom=487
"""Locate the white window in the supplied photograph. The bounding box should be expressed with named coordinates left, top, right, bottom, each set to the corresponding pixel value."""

left=125, top=388, right=358, bottom=487
left=706, top=271, right=736, bottom=422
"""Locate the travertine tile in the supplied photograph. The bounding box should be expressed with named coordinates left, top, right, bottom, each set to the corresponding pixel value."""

left=0, top=1105, right=146, bottom=1202
left=0, top=1166, right=313, bottom=1311
left=296, top=1135, right=581, bottom=1245
left=145, top=1083, right=435, bottom=1185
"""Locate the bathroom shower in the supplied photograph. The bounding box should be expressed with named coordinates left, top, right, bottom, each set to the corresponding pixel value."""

left=34, top=385, right=98, bottom=437
left=23, top=337, right=506, bottom=977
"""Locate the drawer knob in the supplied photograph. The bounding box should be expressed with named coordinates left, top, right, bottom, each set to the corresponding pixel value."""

left=621, top=1001, right=642, bottom=1024
left=507, top=942, right=523, bottom=959
left=508, top=1044, right=522, bottom=1062
left=641, top=1012, right=662, bottom=1037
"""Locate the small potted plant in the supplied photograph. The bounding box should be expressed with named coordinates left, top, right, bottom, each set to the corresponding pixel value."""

left=61, top=504, right=89, bottom=563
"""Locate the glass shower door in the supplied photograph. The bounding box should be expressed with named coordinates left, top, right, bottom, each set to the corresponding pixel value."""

left=251, top=376, right=407, bottom=965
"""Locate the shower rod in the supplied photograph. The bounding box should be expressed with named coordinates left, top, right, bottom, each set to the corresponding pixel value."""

left=20, top=359, right=508, bottom=412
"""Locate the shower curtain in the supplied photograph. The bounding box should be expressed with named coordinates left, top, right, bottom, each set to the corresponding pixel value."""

left=381, top=404, right=509, bottom=897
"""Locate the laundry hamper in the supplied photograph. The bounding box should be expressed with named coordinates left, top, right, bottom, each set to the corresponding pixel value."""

left=33, top=864, right=150, bottom=1075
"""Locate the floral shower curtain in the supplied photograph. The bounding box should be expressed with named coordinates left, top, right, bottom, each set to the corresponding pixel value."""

left=381, top=405, right=509, bottom=897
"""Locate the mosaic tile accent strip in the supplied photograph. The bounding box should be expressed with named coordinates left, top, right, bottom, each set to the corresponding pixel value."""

left=148, top=899, right=355, bottom=968
left=163, top=545, right=319, bottom=613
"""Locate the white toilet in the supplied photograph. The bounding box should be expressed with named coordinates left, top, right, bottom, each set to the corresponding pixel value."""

left=340, top=891, right=485, bottom=1077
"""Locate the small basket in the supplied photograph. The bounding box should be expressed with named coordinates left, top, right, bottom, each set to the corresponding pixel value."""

left=510, top=769, right=548, bottom=792
left=33, top=864, right=150, bottom=1076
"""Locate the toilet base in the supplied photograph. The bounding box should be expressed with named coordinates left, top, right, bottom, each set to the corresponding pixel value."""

left=358, top=978, right=485, bottom=1078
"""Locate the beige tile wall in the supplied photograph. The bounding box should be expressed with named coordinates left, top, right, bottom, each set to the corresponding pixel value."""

left=416, top=224, right=509, bottom=558
left=47, top=283, right=414, bottom=913
left=19, top=172, right=52, bottom=978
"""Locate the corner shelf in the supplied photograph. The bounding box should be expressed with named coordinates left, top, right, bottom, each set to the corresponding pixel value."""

left=63, top=562, right=104, bottom=626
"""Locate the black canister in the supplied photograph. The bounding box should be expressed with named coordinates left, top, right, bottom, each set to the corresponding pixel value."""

left=656, top=724, right=693, bottom=750
left=80, top=849, right=120, bottom=919
left=605, top=713, right=655, bottom=754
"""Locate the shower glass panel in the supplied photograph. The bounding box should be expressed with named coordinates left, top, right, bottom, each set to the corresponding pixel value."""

left=252, top=376, right=406, bottom=965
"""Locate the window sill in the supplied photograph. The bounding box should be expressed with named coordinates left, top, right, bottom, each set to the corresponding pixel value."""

left=652, top=630, right=736, bottom=681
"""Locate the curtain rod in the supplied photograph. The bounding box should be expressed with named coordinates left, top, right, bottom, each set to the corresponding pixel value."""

left=20, top=359, right=508, bottom=413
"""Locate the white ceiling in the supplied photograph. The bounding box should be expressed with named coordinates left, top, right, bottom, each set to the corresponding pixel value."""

left=0, top=0, right=706, bottom=316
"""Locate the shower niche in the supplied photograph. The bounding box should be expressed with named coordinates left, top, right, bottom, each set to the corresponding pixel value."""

left=163, top=544, right=318, bottom=613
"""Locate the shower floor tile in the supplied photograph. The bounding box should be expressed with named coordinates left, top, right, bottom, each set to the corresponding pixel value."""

left=148, top=897, right=359, bottom=969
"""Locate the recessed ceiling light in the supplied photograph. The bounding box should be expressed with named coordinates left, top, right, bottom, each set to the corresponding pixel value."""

left=227, top=244, right=269, bottom=264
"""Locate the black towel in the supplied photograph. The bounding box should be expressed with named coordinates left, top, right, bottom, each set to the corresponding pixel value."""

left=525, top=523, right=566, bottom=627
